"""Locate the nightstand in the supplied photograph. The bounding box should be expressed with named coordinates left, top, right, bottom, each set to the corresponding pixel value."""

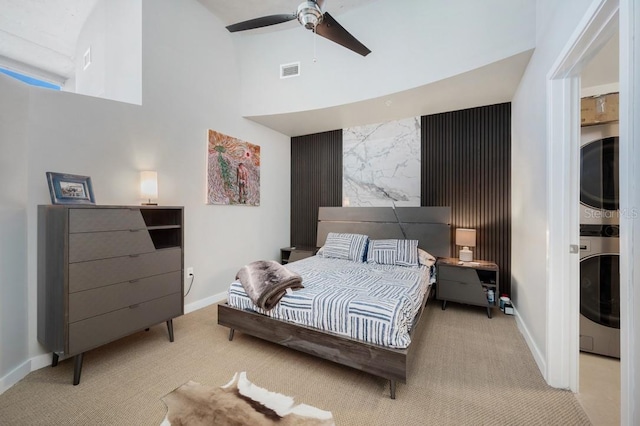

left=280, top=246, right=316, bottom=264
left=436, top=257, right=499, bottom=318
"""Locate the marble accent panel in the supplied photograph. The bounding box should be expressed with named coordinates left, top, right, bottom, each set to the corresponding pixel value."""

left=343, top=117, right=421, bottom=207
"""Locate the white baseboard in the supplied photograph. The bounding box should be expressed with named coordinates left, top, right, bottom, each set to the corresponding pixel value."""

left=0, top=292, right=228, bottom=396
left=514, top=306, right=547, bottom=380
left=30, top=353, right=56, bottom=371
left=0, top=359, right=31, bottom=395
left=184, top=291, right=226, bottom=314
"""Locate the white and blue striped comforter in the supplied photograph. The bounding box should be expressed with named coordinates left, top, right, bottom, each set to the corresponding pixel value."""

left=227, top=255, right=434, bottom=349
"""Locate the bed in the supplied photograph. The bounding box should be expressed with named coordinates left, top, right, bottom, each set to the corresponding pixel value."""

left=218, top=206, right=451, bottom=398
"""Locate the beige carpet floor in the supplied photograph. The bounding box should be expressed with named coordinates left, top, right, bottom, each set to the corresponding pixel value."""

left=0, top=301, right=591, bottom=425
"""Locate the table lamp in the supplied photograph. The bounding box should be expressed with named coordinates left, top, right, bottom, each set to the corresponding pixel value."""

left=140, top=171, right=158, bottom=205
left=456, top=228, right=476, bottom=262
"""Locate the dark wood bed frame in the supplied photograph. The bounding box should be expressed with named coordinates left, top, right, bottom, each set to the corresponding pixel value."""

left=218, top=206, right=451, bottom=399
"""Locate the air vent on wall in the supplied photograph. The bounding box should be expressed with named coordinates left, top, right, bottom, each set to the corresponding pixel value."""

left=280, top=62, right=300, bottom=79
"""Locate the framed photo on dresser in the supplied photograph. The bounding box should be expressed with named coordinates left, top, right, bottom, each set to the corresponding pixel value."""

left=46, top=172, right=96, bottom=205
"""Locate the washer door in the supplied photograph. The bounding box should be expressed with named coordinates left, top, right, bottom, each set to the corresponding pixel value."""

left=580, top=253, right=620, bottom=328
left=580, top=136, right=619, bottom=211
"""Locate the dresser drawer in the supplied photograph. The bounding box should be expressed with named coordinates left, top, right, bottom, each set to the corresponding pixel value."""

left=437, top=279, right=487, bottom=304
left=69, top=230, right=155, bottom=263
left=69, top=248, right=181, bottom=292
left=68, top=292, right=183, bottom=355
left=69, top=208, right=146, bottom=233
left=69, top=271, right=182, bottom=323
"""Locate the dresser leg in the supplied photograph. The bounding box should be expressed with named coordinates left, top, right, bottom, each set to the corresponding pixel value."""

left=487, top=307, right=492, bottom=319
left=228, top=329, right=235, bottom=341
left=73, top=353, right=84, bottom=385
left=442, top=300, right=447, bottom=310
left=51, top=353, right=59, bottom=367
left=166, top=320, right=174, bottom=342
left=389, top=380, right=396, bottom=399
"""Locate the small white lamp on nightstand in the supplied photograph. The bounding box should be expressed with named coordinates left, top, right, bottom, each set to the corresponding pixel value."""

left=456, top=228, right=476, bottom=262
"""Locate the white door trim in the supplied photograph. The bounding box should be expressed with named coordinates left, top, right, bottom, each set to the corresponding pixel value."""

left=545, top=75, right=581, bottom=389
left=545, top=0, right=619, bottom=391
left=618, top=1, right=638, bottom=424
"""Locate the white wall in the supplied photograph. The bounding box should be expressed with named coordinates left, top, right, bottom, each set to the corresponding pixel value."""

left=511, top=0, right=597, bottom=378
left=0, top=74, right=29, bottom=392
left=1, top=0, right=290, bottom=390
left=74, top=0, right=142, bottom=105
left=234, top=0, right=536, bottom=118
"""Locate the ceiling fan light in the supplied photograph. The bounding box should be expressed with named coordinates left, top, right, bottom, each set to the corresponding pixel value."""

left=297, top=1, right=323, bottom=29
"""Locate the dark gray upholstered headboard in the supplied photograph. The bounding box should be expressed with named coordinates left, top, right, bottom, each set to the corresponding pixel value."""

left=317, top=206, right=451, bottom=258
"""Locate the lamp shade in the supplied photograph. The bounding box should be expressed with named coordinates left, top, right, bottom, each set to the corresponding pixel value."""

left=455, top=228, right=476, bottom=247
left=140, top=171, right=158, bottom=204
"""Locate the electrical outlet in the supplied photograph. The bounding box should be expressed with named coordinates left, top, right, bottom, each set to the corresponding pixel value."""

left=187, top=267, right=194, bottom=277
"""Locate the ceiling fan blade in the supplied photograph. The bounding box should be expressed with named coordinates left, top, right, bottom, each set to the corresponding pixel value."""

left=315, top=12, right=371, bottom=57
left=226, top=14, right=297, bottom=33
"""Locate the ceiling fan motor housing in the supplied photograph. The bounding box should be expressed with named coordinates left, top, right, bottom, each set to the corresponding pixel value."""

left=297, top=1, right=323, bottom=29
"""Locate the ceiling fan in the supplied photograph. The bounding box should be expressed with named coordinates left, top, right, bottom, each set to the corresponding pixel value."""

left=225, top=0, right=371, bottom=57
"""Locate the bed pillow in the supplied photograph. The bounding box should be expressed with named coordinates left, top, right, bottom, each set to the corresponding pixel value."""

left=321, top=233, right=369, bottom=262
left=366, top=239, right=419, bottom=267
left=418, top=248, right=436, bottom=267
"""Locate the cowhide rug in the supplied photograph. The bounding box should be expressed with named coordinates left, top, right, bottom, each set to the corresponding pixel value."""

left=161, top=372, right=335, bottom=425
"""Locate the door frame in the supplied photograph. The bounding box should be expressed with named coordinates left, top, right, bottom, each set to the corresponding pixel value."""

left=546, top=0, right=638, bottom=424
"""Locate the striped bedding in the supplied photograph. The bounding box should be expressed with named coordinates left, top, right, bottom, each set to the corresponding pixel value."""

left=227, top=255, right=434, bottom=349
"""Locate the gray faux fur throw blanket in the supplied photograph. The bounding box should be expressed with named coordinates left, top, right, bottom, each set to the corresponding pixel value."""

left=236, top=260, right=303, bottom=311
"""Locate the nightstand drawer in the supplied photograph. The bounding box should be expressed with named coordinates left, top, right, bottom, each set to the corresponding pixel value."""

left=438, top=279, right=487, bottom=303
left=288, top=250, right=314, bottom=262
left=281, top=246, right=317, bottom=264
left=438, top=265, right=480, bottom=282
left=69, top=271, right=182, bottom=323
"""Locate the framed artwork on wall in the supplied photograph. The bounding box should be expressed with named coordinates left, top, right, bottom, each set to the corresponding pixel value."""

left=46, top=172, right=96, bottom=205
left=207, top=129, right=260, bottom=206
left=343, top=117, right=421, bottom=207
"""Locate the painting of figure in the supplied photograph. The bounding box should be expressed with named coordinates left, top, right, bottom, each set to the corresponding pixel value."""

left=207, top=130, right=260, bottom=205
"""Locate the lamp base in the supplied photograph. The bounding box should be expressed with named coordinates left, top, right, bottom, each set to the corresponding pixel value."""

left=141, top=202, right=158, bottom=206
left=459, top=247, right=473, bottom=262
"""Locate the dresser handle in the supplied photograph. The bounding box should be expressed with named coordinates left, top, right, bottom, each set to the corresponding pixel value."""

left=129, top=304, right=140, bottom=309
left=129, top=279, right=140, bottom=283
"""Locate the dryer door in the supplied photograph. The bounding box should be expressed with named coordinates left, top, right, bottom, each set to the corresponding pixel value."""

left=580, top=253, right=620, bottom=328
left=580, top=136, right=619, bottom=211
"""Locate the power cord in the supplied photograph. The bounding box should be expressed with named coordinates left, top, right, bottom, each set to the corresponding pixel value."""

left=390, top=201, right=407, bottom=239
left=184, top=271, right=195, bottom=297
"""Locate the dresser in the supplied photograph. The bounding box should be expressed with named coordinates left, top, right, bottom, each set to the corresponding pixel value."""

left=37, top=205, right=184, bottom=384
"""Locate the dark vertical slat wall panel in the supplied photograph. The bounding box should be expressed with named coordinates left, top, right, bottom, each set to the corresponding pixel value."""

left=422, top=103, right=512, bottom=296
left=290, top=130, right=343, bottom=247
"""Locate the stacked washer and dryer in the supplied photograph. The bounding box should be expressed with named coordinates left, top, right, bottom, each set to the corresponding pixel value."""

left=579, top=122, right=620, bottom=359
